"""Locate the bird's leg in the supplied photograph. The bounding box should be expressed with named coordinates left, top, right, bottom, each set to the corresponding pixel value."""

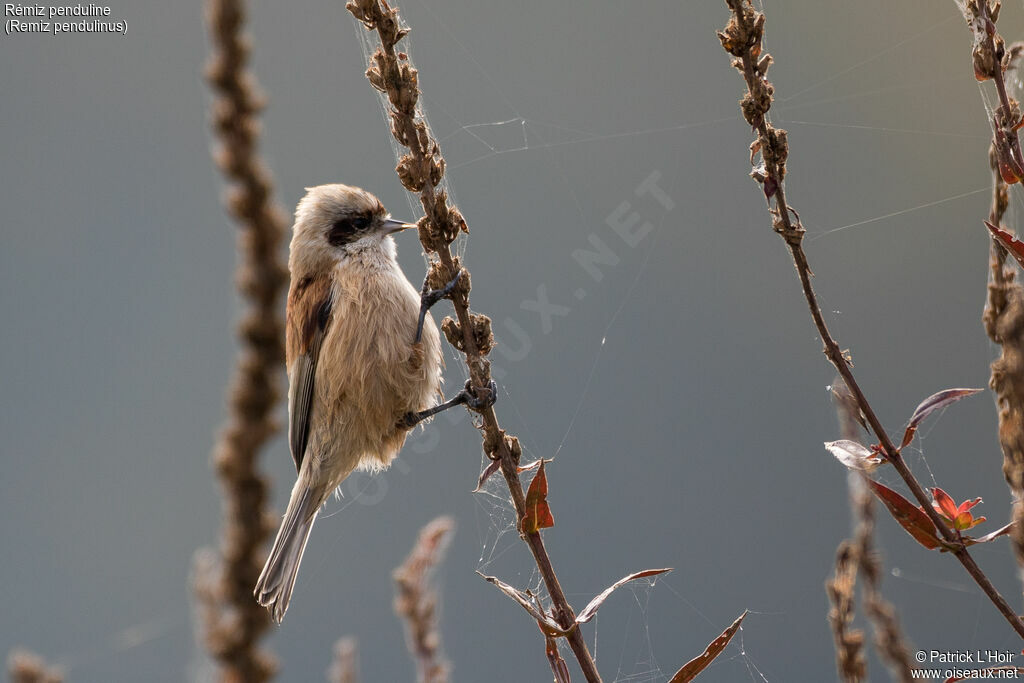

left=415, top=269, right=463, bottom=344
left=400, top=379, right=498, bottom=429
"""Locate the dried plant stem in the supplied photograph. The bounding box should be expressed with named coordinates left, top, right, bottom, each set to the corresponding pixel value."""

left=393, top=516, right=454, bottom=683
left=195, top=0, right=289, bottom=679
left=719, top=0, right=1024, bottom=639
left=826, top=382, right=868, bottom=683
left=972, top=4, right=1024, bottom=589
left=985, top=135, right=1024, bottom=583
left=6, top=650, right=62, bottom=683
left=345, top=1, right=601, bottom=679
left=327, top=637, right=361, bottom=683
left=832, top=381, right=915, bottom=681
left=826, top=533, right=867, bottom=683
left=854, top=483, right=916, bottom=683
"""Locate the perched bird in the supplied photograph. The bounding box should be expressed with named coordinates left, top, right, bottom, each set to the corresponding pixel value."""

left=254, top=184, right=490, bottom=623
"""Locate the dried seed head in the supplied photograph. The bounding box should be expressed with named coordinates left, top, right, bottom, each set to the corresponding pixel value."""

left=505, top=434, right=522, bottom=462
left=483, top=427, right=505, bottom=459
left=470, top=313, right=494, bottom=355
left=441, top=316, right=464, bottom=351
left=396, top=154, right=426, bottom=192
left=366, top=65, right=386, bottom=92
left=717, top=5, right=763, bottom=58
left=761, top=128, right=788, bottom=179
left=429, top=149, right=445, bottom=187
left=439, top=312, right=491, bottom=356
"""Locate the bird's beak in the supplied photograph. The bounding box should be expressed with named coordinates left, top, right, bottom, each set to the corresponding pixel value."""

left=381, top=218, right=417, bottom=234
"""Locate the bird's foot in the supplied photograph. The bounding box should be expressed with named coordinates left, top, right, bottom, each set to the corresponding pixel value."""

left=461, top=379, right=497, bottom=411
left=414, top=269, right=463, bottom=344
left=399, top=379, right=498, bottom=429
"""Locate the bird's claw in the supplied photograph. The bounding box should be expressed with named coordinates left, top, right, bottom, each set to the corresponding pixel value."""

left=415, top=270, right=463, bottom=344
left=461, top=379, right=497, bottom=411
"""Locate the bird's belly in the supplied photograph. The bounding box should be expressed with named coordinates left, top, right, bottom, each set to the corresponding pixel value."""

left=311, top=266, right=441, bottom=470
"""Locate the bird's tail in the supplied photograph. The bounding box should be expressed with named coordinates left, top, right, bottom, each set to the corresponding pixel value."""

left=254, top=482, right=320, bottom=623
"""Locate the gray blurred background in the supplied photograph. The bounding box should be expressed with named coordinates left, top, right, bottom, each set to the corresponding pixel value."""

left=4, top=1, right=1024, bottom=680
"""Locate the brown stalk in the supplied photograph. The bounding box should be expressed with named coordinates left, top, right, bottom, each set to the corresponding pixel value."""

left=194, top=0, right=290, bottom=680
left=971, top=1, right=1024, bottom=588
left=6, top=650, right=62, bottom=683
left=853, top=483, right=916, bottom=683
left=826, top=381, right=868, bottom=683
left=327, top=637, right=361, bottom=683
left=393, top=516, right=454, bottom=683
left=719, top=0, right=1024, bottom=639
left=832, top=380, right=915, bottom=682
left=344, top=1, right=602, bottom=679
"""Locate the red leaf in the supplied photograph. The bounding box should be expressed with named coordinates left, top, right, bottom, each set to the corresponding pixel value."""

left=986, top=221, right=1024, bottom=271
left=522, top=461, right=554, bottom=534
left=575, top=569, right=674, bottom=624
left=930, top=487, right=959, bottom=521
left=868, top=480, right=943, bottom=550
left=901, top=388, right=984, bottom=448
left=668, top=611, right=748, bottom=683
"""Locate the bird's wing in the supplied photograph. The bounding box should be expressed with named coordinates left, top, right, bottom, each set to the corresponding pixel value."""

left=286, top=276, right=333, bottom=472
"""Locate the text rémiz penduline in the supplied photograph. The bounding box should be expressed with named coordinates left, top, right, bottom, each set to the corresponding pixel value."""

left=6, top=4, right=108, bottom=17
left=5, top=4, right=126, bottom=35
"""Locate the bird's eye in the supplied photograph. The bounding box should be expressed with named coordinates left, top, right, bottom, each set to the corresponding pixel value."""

left=328, top=218, right=356, bottom=246
left=328, top=214, right=374, bottom=246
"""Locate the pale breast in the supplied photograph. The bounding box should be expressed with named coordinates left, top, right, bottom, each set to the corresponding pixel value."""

left=313, top=256, right=443, bottom=460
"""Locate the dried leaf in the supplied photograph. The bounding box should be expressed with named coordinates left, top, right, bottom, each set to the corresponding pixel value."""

left=986, top=220, right=1024, bottom=270
left=668, top=610, right=748, bottom=683
left=964, top=521, right=1014, bottom=546
left=575, top=569, right=674, bottom=624
left=868, top=481, right=942, bottom=550
left=522, top=461, right=554, bottom=534
left=474, top=459, right=501, bottom=492
left=477, top=571, right=565, bottom=633
left=901, top=388, right=984, bottom=448
left=824, top=440, right=884, bottom=471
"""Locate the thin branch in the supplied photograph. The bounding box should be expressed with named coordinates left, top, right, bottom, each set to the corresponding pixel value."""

left=719, top=0, right=1024, bottom=639
left=393, top=516, right=454, bottom=683
left=344, top=1, right=602, bottom=679
left=194, top=0, right=290, bottom=679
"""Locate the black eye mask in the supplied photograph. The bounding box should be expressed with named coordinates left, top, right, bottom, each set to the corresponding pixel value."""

left=327, top=214, right=372, bottom=246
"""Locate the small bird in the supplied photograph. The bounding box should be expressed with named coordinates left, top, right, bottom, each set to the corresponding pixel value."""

left=254, top=183, right=491, bottom=622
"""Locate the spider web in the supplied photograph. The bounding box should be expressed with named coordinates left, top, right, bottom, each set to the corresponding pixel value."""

left=346, top=6, right=779, bottom=682
left=28, top=3, right=1018, bottom=681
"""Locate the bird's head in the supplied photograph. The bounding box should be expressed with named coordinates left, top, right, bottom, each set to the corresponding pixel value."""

left=290, top=183, right=416, bottom=274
